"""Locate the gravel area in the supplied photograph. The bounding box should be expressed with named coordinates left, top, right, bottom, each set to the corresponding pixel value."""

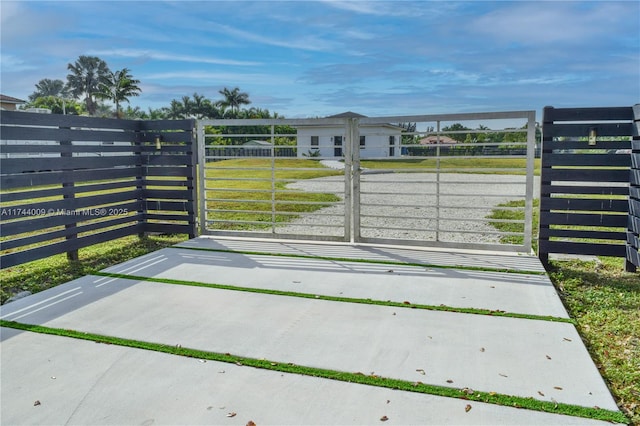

left=277, top=172, right=540, bottom=245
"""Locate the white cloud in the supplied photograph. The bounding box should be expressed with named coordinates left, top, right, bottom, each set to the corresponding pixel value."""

left=87, top=49, right=261, bottom=66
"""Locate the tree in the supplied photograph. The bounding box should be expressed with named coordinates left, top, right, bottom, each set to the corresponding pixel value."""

left=23, top=96, right=84, bottom=115
left=29, top=79, right=67, bottom=101
left=66, top=55, right=110, bottom=115
left=218, top=87, right=251, bottom=116
left=95, top=68, right=141, bottom=118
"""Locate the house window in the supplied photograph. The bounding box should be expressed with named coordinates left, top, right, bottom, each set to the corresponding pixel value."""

left=389, top=136, right=395, bottom=145
left=360, top=135, right=366, bottom=148
left=311, top=136, right=319, bottom=147
left=389, top=136, right=395, bottom=157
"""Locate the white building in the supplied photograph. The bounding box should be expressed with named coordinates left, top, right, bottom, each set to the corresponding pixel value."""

left=295, top=112, right=404, bottom=159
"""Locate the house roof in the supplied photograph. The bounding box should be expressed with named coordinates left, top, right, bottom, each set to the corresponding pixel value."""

left=0, top=94, right=26, bottom=104
left=326, top=111, right=367, bottom=118
left=419, top=135, right=458, bottom=145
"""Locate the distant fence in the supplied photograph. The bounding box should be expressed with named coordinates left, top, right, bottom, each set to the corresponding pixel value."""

left=628, top=105, right=640, bottom=268
left=0, top=111, right=196, bottom=269
left=539, top=105, right=637, bottom=272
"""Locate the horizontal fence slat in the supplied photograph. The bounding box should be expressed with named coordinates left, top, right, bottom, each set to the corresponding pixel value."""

left=143, top=166, right=192, bottom=177
left=543, top=106, right=634, bottom=122
left=539, top=240, right=626, bottom=257
left=541, top=140, right=631, bottom=151
left=1, top=180, right=139, bottom=203
left=540, top=184, right=629, bottom=196
left=0, top=143, right=140, bottom=154
left=0, top=167, right=142, bottom=190
left=0, top=126, right=136, bottom=142
left=138, top=119, right=195, bottom=132
left=543, top=153, right=630, bottom=167
left=539, top=228, right=626, bottom=240
left=144, top=154, right=192, bottom=166
left=0, top=190, right=141, bottom=220
left=540, top=211, right=627, bottom=227
left=541, top=169, right=629, bottom=182
left=1, top=214, right=141, bottom=251
left=542, top=198, right=629, bottom=212
left=0, top=224, right=142, bottom=269
left=143, top=189, right=192, bottom=200
left=144, top=223, right=193, bottom=234
left=144, top=213, right=191, bottom=222
left=0, top=201, right=143, bottom=237
left=543, top=123, right=632, bottom=138
left=144, top=200, right=194, bottom=212
left=0, top=155, right=141, bottom=174
left=0, top=110, right=140, bottom=130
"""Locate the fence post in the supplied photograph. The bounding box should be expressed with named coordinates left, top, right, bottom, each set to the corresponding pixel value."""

left=538, top=106, right=553, bottom=269
left=627, top=104, right=640, bottom=272
left=134, top=126, right=146, bottom=238
left=60, top=129, right=79, bottom=261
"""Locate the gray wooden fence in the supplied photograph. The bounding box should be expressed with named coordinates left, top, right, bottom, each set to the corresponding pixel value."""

left=0, top=111, right=196, bottom=268
left=539, top=105, right=637, bottom=272
left=628, top=105, right=640, bottom=268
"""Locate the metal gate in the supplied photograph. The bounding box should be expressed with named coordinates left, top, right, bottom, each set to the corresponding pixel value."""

left=197, top=110, right=536, bottom=252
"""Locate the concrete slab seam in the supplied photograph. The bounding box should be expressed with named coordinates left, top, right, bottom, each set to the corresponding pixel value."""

left=169, top=246, right=547, bottom=276
left=0, top=321, right=627, bottom=425
left=93, top=272, right=574, bottom=324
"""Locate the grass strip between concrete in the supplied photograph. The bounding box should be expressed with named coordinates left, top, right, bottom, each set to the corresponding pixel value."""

left=0, top=320, right=627, bottom=424
left=94, top=271, right=574, bottom=324
left=170, top=246, right=547, bottom=276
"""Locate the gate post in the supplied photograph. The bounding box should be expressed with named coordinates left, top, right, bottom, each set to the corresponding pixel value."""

left=348, top=117, right=361, bottom=243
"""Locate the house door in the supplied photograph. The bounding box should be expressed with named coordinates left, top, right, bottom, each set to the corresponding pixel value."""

left=334, top=136, right=343, bottom=157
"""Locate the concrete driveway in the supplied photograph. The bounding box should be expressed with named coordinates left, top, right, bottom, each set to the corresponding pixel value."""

left=0, top=237, right=624, bottom=425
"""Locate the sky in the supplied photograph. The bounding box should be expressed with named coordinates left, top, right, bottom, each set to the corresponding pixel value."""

left=1, top=0, right=639, bottom=119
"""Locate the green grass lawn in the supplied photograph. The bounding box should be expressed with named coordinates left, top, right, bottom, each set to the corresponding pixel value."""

left=204, top=158, right=342, bottom=230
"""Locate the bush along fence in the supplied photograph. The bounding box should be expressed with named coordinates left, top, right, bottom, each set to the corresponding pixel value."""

left=539, top=105, right=639, bottom=272
left=0, top=111, right=197, bottom=269
left=628, top=105, right=640, bottom=268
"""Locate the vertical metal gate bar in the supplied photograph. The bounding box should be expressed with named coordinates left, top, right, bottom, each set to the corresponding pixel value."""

left=523, top=111, right=536, bottom=253
left=435, top=120, right=441, bottom=241
left=349, top=118, right=360, bottom=243
left=344, top=118, right=354, bottom=242
left=270, top=124, right=276, bottom=233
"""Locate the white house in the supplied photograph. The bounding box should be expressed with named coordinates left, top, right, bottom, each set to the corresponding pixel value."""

left=295, top=112, right=404, bottom=159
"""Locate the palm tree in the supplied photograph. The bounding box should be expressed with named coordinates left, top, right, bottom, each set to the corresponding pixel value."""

left=29, top=79, right=67, bottom=101
left=218, top=87, right=250, bottom=117
left=95, top=68, right=141, bottom=118
left=66, top=55, right=110, bottom=115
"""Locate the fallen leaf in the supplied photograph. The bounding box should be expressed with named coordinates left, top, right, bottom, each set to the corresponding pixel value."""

left=563, top=338, right=572, bottom=342
left=465, top=404, right=472, bottom=412
left=293, top=281, right=301, bottom=283
left=403, top=301, right=411, bottom=305
left=387, top=269, right=394, bottom=273
left=462, top=388, right=474, bottom=395
left=270, top=362, right=277, bottom=366
left=479, top=347, right=485, bottom=352
left=499, top=373, right=508, bottom=377
left=553, top=386, right=563, bottom=390
left=226, top=412, right=237, bottom=418
left=246, top=421, right=256, bottom=426
left=546, top=355, right=552, bottom=360
left=50, top=376, right=56, bottom=379
left=218, top=370, right=225, bottom=373
left=392, top=312, right=396, bottom=316
left=386, top=400, right=390, bottom=404
left=416, top=369, right=426, bottom=375
left=235, top=362, right=243, bottom=366
left=199, top=360, right=206, bottom=363
left=446, top=379, right=453, bottom=383
left=33, top=400, right=41, bottom=407
left=380, top=415, right=389, bottom=421
left=538, top=391, right=545, bottom=397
